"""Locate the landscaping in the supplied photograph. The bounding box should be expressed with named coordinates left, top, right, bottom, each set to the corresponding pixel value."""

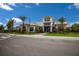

left=0, top=16, right=79, bottom=37
left=3, top=31, right=39, bottom=35
left=46, top=32, right=79, bottom=37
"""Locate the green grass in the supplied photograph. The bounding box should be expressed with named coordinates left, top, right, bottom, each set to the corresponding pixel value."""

left=46, top=32, right=79, bottom=37
left=4, top=32, right=39, bottom=35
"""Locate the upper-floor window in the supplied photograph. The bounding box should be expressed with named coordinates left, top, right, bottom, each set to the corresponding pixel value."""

left=44, top=23, right=50, bottom=25
left=44, top=18, right=50, bottom=21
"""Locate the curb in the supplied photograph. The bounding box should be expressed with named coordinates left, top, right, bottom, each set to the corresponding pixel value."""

left=15, top=35, right=79, bottom=40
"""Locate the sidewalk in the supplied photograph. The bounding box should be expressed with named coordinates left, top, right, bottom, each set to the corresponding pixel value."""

left=0, top=34, right=13, bottom=40
left=14, top=34, right=79, bottom=40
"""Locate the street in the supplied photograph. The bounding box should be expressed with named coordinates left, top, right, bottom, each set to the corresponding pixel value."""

left=0, top=34, right=79, bottom=56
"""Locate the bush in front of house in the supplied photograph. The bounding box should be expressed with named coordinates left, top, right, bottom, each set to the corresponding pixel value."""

left=71, top=24, right=79, bottom=32
left=35, top=26, right=43, bottom=33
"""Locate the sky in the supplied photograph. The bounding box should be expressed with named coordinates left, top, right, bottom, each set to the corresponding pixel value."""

left=0, top=3, right=79, bottom=27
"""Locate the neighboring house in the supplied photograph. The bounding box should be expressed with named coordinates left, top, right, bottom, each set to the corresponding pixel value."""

left=16, top=16, right=68, bottom=32
left=55, top=22, right=67, bottom=31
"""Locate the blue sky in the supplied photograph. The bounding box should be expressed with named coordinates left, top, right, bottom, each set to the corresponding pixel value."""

left=0, top=3, right=79, bottom=26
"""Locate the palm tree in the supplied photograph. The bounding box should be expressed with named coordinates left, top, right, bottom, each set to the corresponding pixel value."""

left=58, top=17, right=66, bottom=32
left=19, top=16, right=26, bottom=33
left=7, top=19, right=14, bottom=32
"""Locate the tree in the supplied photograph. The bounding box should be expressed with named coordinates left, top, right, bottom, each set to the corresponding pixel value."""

left=7, top=19, right=14, bottom=32
left=0, top=25, right=4, bottom=32
left=71, top=24, right=79, bottom=32
left=35, top=26, right=41, bottom=33
left=19, top=16, right=26, bottom=33
left=58, top=17, right=66, bottom=32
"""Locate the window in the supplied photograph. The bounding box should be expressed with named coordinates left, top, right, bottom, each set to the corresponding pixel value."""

left=45, top=18, right=50, bottom=21
left=44, top=23, right=50, bottom=25
left=30, top=27, right=34, bottom=31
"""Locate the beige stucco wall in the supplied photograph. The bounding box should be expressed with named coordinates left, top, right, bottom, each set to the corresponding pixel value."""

left=55, top=24, right=67, bottom=30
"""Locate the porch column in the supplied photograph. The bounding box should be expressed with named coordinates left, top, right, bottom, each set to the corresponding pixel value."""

left=43, top=26, right=44, bottom=32
left=33, top=26, right=35, bottom=32
left=27, top=26, right=30, bottom=32
left=50, top=23, right=52, bottom=32
left=42, top=18, right=45, bottom=32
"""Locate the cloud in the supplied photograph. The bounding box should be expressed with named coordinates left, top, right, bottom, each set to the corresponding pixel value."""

left=0, top=22, right=6, bottom=27
left=35, top=3, right=40, bottom=6
left=69, top=22, right=74, bottom=27
left=6, top=17, right=22, bottom=23
left=75, top=22, right=79, bottom=24
left=6, top=17, right=22, bottom=27
left=0, top=3, right=14, bottom=11
left=68, top=3, right=79, bottom=9
left=12, top=17, right=22, bottom=23
left=73, top=3, right=79, bottom=9
left=68, top=22, right=79, bottom=27
left=7, top=3, right=16, bottom=6
left=0, top=22, right=3, bottom=25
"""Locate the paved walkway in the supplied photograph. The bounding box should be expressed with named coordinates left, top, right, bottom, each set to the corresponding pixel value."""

left=14, top=34, right=79, bottom=40
left=0, top=33, right=79, bottom=41
left=0, top=33, right=13, bottom=40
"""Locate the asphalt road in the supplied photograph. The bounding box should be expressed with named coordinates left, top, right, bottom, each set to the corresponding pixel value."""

left=0, top=34, right=79, bottom=56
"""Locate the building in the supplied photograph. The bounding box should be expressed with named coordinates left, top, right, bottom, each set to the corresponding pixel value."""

left=16, top=23, right=34, bottom=32
left=42, top=16, right=54, bottom=32
left=55, top=22, right=67, bottom=31
left=16, top=16, right=68, bottom=32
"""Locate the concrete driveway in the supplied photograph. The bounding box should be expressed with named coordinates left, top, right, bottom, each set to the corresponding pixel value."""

left=0, top=34, right=79, bottom=56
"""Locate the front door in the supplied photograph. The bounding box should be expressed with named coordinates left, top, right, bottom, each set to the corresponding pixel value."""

left=44, top=26, right=50, bottom=32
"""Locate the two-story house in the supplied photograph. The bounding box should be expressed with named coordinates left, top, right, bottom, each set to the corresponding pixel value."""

left=16, top=16, right=67, bottom=32
left=42, top=16, right=54, bottom=32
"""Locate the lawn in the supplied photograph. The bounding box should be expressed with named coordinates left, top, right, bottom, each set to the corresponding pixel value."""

left=4, top=32, right=40, bottom=35
left=46, top=32, right=79, bottom=37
